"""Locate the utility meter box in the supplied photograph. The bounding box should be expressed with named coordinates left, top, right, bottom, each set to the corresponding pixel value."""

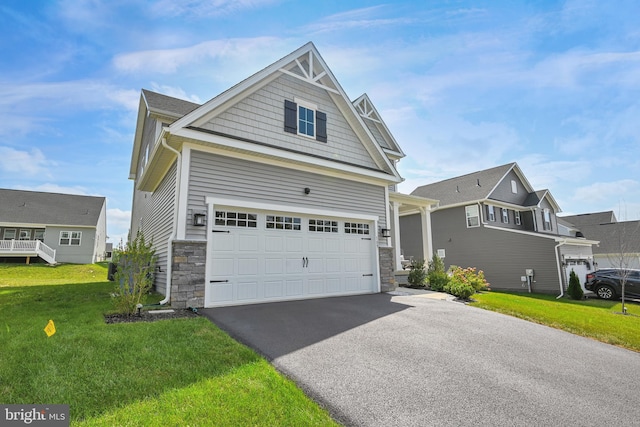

left=525, top=269, right=534, bottom=277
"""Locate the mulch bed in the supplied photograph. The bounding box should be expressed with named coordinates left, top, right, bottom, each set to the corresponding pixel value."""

left=104, top=308, right=199, bottom=324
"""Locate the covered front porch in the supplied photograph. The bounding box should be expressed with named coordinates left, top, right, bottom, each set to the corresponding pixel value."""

left=0, top=240, right=57, bottom=264
left=388, top=192, right=439, bottom=286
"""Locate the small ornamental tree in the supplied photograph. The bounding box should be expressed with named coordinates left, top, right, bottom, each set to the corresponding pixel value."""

left=112, top=231, right=156, bottom=315
left=567, top=269, right=584, bottom=300
left=407, top=259, right=428, bottom=288
left=427, top=253, right=449, bottom=292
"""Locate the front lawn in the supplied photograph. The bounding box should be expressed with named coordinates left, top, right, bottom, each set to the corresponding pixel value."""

left=470, top=291, right=640, bottom=352
left=0, top=263, right=337, bottom=426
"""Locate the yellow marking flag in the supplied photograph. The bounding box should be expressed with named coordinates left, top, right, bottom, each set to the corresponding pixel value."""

left=44, top=320, right=56, bottom=337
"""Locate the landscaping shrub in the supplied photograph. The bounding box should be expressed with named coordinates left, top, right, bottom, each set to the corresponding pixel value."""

left=112, top=231, right=156, bottom=315
left=426, top=253, right=449, bottom=291
left=407, top=258, right=428, bottom=288
left=444, top=266, right=490, bottom=299
left=567, top=269, right=584, bottom=300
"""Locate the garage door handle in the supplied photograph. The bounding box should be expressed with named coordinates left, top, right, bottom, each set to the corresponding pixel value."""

left=210, top=280, right=229, bottom=283
left=362, top=274, right=373, bottom=277
left=302, top=257, right=308, bottom=267
left=212, top=230, right=230, bottom=233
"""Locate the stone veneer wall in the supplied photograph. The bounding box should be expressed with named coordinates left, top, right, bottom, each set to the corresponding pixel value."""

left=170, top=240, right=206, bottom=308
left=379, top=246, right=396, bottom=292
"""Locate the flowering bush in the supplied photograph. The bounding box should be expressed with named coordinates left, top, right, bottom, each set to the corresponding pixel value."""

left=444, top=266, right=490, bottom=299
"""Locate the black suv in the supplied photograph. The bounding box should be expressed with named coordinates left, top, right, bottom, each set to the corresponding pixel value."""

left=585, top=269, right=640, bottom=300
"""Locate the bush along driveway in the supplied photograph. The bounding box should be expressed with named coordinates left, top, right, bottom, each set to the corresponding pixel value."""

left=203, top=293, right=640, bottom=427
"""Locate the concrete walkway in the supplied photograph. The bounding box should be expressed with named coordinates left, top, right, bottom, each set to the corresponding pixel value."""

left=202, top=293, right=640, bottom=426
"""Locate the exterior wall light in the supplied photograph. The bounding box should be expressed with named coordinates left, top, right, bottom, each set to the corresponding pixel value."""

left=193, top=213, right=206, bottom=227
left=381, top=228, right=391, bottom=238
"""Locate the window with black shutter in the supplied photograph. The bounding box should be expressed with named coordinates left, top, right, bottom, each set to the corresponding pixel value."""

left=283, top=99, right=327, bottom=143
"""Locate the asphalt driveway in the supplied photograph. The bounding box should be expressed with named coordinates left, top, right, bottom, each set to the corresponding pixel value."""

left=202, top=293, right=640, bottom=426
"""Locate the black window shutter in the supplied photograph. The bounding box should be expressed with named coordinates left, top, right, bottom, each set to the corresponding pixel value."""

left=284, top=100, right=297, bottom=134
left=316, top=111, right=327, bottom=142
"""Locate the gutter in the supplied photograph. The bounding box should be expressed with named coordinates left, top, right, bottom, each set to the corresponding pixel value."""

left=159, top=133, right=181, bottom=305
left=554, top=239, right=567, bottom=299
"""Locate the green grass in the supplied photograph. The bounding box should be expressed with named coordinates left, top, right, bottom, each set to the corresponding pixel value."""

left=0, top=263, right=338, bottom=426
left=470, top=291, right=640, bottom=352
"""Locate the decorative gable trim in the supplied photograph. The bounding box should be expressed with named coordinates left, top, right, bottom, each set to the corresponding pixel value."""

left=278, top=49, right=340, bottom=95
left=353, top=94, right=404, bottom=157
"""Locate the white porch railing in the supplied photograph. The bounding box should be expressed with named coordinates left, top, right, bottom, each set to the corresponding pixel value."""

left=0, top=240, right=57, bottom=264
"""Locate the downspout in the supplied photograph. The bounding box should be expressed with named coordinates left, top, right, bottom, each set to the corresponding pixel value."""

left=159, top=134, right=181, bottom=305
left=554, top=239, right=567, bottom=299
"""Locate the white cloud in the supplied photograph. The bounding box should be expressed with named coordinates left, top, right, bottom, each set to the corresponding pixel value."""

left=150, top=0, right=278, bottom=18
left=572, top=179, right=640, bottom=203
left=112, top=37, right=285, bottom=75
left=107, top=208, right=131, bottom=243
left=0, top=147, right=52, bottom=177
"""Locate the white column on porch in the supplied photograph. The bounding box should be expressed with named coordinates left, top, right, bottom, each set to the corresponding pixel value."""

left=391, top=200, right=402, bottom=271
left=420, top=207, right=433, bottom=262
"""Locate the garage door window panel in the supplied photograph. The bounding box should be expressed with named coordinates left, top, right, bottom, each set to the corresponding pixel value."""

left=215, top=211, right=257, bottom=227
left=309, top=219, right=338, bottom=233
left=266, top=215, right=301, bottom=230
left=345, top=222, right=370, bottom=235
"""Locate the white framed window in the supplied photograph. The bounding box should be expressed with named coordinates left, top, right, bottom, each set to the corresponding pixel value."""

left=59, top=231, right=82, bottom=246
left=297, top=102, right=316, bottom=138
left=465, top=205, right=480, bottom=228
left=511, top=180, right=518, bottom=194
left=215, top=211, right=258, bottom=228
left=309, top=219, right=338, bottom=233
left=487, top=205, right=495, bottom=222
left=19, top=229, right=31, bottom=240
left=266, top=215, right=301, bottom=231
left=502, top=208, right=509, bottom=223
left=34, top=230, right=45, bottom=241
left=345, top=222, right=370, bottom=235
left=515, top=211, right=521, bottom=225
left=3, top=229, right=16, bottom=240
left=543, top=209, right=552, bottom=231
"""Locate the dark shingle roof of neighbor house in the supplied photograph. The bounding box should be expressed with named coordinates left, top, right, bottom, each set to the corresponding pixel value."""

left=411, top=163, right=516, bottom=206
left=142, top=89, right=200, bottom=119
left=561, top=212, right=640, bottom=254
left=0, top=189, right=105, bottom=227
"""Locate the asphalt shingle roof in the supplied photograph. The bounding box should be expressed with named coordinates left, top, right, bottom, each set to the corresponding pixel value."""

left=142, top=89, right=200, bottom=118
left=0, top=189, right=105, bottom=227
left=411, top=163, right=515, bottom=206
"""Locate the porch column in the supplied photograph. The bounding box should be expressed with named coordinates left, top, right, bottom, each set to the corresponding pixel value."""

left=421, top=207, right=433, bottom=262
left=391, top=200, right=402, bottom=271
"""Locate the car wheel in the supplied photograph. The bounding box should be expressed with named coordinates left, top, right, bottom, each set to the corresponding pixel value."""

left=595, top=285, right=616, bottom=300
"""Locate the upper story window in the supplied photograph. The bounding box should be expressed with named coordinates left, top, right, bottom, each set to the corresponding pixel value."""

left=298, top=105, right=315, bottom=137
left=515, top=211, right=521, bottom=225
left=501, top=208, right=509, bottom=223
left=465, top=205, right=480, bottom=228
left=19, top=230, right=31, bottom=240
left=3, top=229, right=16, bottom=240
left=511, top=180, right=518, bottom=194
left=284, top=99, right=327, bottom=142
left=543, top=209, right=552, bottom=231
left=487, top=205, right=495, bottom=222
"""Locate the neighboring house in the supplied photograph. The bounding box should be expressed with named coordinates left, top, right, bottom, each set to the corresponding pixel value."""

left=402, top=163, right=598, bottom=294
left=128, top=42, right=434, bottom=308
left=561, top=211, right=640, bottom=270
left=0, top=189, right=107, bottom=264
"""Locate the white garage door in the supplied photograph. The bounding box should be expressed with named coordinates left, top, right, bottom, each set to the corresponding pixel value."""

left=205, top=206, right=378, bottom=307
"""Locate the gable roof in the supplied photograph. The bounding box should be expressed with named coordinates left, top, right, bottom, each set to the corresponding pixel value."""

left=572, top=221, right=640, bottom=254
left=143, top=89, right=200, bottom=119
left=352, top=94, right=405, bottom=159
left=411, top=163, right=517, bottom=206
left=165, top=42, right=400, bottom=179
left=0, top=189, right=105, bottom=227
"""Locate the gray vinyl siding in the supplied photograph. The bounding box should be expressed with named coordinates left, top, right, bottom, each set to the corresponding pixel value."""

left=488, top=170, right=529, bottom=205
left=185, top=150, right=386, bottom=240
left=427, top=206, right=561, bottom=293
left=483, top=203, right=523, bottom=231
left=533, top=198, right=559, bottom=235
left=399, top=213, right=424, bottom=260
left=130, top=162, right=176, bottom=295
left=43, top=226, right=97, bottom=264
left=200, top=73, right=379, bottom=170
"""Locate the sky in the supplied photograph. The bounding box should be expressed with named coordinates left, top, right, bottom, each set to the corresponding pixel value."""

left=1, top=0, right=639, bottom=244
